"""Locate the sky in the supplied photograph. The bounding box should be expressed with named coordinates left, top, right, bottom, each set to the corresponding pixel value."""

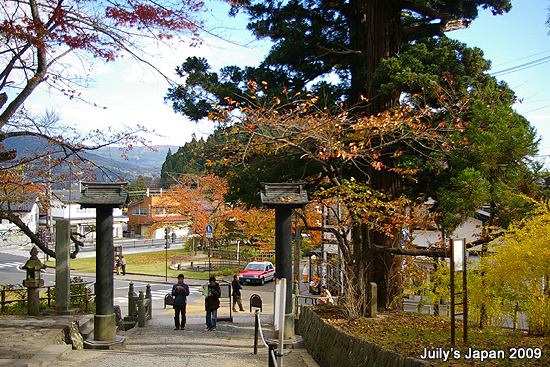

left=27, top=0, right=550, bottom=162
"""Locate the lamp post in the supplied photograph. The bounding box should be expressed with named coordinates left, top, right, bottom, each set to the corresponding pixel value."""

left=78, top=182, right=129, bottom=349
left=165, top=227, right=170, bottom=281
left=260, top=182, right=308, bottom=342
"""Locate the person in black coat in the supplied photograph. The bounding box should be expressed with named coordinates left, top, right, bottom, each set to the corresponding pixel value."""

left=205, top=276, right=221, bottom=331
left=231, top=274, right=245, bottom=312
left=172, top=274, right=190, bottom=330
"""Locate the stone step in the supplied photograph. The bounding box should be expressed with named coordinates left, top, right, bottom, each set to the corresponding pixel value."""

left=79, top=325, right=94, bottom=340
left=78, top=314, right=94, bottom=331
left=78, top=314, right=94, bottom=340
left=0, top=344, right=72, bottom=367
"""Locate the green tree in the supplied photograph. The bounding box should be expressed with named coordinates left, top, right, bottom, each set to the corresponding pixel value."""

left=160, top=138, right=214, bottom=188
left=128, top=175, right=155, bottom=203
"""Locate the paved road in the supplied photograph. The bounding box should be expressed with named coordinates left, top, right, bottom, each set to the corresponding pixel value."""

left=0, top=245, right=277, bottom=319
left=0, top=250, right=28, bottom=285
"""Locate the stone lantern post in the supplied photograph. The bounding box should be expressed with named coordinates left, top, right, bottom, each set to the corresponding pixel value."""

left=22, top=246, right=47, bottom=316
left=260, top=183, right=308, bottom=341
left=77, top=182, right=128, bottom=349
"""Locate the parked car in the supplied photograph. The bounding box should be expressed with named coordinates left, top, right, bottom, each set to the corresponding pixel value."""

left=239, top=260, right=275, bottom=285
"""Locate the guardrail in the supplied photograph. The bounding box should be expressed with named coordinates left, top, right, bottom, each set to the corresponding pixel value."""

left=0, top=281, right=95, bottom=314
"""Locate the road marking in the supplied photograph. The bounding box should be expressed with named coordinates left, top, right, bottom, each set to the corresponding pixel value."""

left=0, top=262, right=23, bottom=270
left=115, top=286, right=203, bottom=303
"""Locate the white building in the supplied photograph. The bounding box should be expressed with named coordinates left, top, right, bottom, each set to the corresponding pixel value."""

left=40, top=190, right=128, bottom=243
left=0, top=193, right=40, bottom=248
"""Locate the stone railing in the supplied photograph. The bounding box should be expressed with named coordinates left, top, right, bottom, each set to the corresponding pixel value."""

left=296, top=306, right=428, bottom=367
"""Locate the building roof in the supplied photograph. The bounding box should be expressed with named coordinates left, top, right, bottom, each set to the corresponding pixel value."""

left=0, top=193, right=40, bottom=213
left=77, top=182, right=129, bottom=208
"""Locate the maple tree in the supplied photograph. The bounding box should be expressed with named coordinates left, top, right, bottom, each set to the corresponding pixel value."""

left=153, top=174, right=275, bottom=251
left=200, top=88, right=466, bottom=314
left=0, top=0, right=209, bottom=257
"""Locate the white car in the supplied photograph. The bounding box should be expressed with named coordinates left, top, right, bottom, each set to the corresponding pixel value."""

left=238, top=261, right=275, bottom=285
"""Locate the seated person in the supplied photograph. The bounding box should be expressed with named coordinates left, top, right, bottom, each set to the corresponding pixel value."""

left=309, top=275, right=320, bottom=295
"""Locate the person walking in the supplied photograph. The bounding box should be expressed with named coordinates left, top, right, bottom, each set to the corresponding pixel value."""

left=172, top=274, right=190, bottom=330
left=231, top=274, right=245, bottom=312
left=115, top=256, right=120, bottom=275
left=120, top=255, right=126, bottom=275
left=205, top=276, right=221, bottom=331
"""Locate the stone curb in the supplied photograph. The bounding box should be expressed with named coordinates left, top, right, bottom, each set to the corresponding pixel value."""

left=0, top=344, right=71, bottom=367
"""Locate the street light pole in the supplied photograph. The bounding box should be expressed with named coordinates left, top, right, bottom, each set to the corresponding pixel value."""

left=165, top=227, right=169, bottom=281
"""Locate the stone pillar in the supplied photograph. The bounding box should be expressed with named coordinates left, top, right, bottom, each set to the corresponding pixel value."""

left=138, top=291, right=146, bottom=327
left=274, top=206, right=295, bottom=340
left=94, top=207, right=116, bottom=341
left=27, top=287, right=40, bottom=316
left=369, top=282, right=377, bottom=318
left=55, top=219, right=71, bottom=312
left=146, top=284, right=152, bottom=320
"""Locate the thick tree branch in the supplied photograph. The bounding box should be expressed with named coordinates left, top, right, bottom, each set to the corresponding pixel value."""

left=370, top=231, right=505, bottom=258
left=0, top=209, right=55, bottom=258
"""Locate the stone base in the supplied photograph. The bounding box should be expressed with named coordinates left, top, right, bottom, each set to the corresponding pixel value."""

left=42, top=307, right=81, bottom=315
left=84, top=335, right=126, bottom=350
left=94, top=313, right=116, bottom=340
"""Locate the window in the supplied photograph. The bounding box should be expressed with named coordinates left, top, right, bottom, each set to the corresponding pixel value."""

left=132, top=208, right=147, bottom=216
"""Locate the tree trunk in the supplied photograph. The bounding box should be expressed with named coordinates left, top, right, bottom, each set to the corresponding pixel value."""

left=348, top=0, right=404, bottom=311
left=349, top=0, right=401, bottom=114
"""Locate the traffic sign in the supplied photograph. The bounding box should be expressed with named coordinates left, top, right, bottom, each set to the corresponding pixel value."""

left=206, top=224, right=213, bottom=233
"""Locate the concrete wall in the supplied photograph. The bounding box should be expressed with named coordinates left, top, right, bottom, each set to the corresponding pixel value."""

left=296, top=306, right=428, bottom=367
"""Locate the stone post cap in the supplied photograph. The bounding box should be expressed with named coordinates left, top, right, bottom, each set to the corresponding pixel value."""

left=22, top=246, right=47, bottom=271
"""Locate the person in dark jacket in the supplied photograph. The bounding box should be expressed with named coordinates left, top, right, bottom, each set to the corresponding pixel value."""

left=205, top=276, right=221, bottom=331
left=172, top=274, right=190, bottom=330
left=231, top=274, right=245, bottom=312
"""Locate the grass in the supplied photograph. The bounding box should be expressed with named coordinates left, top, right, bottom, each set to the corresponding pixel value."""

left=314, top=306, right=550, bottom=366
left=45, top=249, right=242, bottom=280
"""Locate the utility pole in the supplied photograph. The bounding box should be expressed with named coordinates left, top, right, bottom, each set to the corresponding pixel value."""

left=165, top=227, right=170, bottom=281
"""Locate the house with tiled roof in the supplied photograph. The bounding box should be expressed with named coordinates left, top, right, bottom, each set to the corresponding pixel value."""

left=127, top=188, right=190, bottom=240
left=0, top=192, right=40, bottom=247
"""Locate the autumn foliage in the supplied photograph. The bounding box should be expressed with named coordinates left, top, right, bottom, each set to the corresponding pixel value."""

left=477, top=198, right=550, bottom=335
left=154, top=174, right=275, bottom=250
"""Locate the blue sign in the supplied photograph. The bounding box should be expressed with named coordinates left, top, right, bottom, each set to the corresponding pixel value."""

left=206, top=224, right=213, bottom=233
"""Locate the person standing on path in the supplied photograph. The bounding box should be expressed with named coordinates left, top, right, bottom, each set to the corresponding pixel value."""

left=231, top=274, right=245, bottom=312
left=120, top=255, right=126, bottom=275
left=172, top=274, right=190, bottom=330
left=205, top=276, right=221, bottom=331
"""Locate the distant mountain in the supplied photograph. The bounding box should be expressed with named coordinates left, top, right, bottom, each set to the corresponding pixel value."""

left=95, top=145, right=178, bottom=172
left=2, top=136, right=178, bottom=182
